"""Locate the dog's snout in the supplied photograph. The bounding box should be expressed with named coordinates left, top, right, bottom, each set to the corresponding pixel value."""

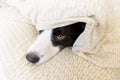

left=26, top=53, right=40, bottom=63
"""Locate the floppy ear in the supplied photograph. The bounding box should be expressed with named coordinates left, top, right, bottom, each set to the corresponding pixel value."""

left=72, top=16, right=120, bottom=68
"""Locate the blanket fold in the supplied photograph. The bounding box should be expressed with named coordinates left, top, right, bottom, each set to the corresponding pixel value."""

left=6, top=0, right=120, bottom=68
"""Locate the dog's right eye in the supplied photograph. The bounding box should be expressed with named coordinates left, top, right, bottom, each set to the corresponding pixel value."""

left=55, top=34, right=65, bottom=40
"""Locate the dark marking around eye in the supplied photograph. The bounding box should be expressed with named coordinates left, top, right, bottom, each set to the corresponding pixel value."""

left=39, top=30, right=44, bottom=34
left=51, top=22, right=86, bottom=50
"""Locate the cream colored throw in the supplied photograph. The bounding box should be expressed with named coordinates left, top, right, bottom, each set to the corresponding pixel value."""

left=0, top=0, right=120, bottom=80
left=6, top=0, right=120, bottom=68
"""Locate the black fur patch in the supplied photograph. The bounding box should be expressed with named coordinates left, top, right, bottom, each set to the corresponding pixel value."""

left=39, top=30, right=44, bottom=34
left=51, top=22, right=86, bottom=49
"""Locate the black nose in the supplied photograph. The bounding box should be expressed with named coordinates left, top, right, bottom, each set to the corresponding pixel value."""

left=26, top=53, right=40, bottom=63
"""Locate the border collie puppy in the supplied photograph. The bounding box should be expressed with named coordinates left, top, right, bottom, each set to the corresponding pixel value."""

left=26, top=22, right=86, bottom=64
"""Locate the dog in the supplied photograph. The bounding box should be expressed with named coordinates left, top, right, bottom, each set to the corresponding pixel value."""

left=5, top=0, right=86, bottom=64
left=26, top=22, right=86, bottom=64
left=26, top=22, right=86, bottom=63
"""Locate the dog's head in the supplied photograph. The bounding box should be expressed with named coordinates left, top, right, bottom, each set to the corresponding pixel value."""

left=26, top=22, right=86, bottom=64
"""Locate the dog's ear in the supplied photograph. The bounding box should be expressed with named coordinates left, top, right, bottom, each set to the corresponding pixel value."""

left=81, top=22, right=86, bottom=28
left=72, top=22, right=86, bottom=30
left=39, top=30, right=44, bottom=34
left=68, top=22, right=86, bottom=36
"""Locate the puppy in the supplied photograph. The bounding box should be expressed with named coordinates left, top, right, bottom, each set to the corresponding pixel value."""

left=5, top=0, right=86, bottom=64
left=26, top=22, right=86, bottom=64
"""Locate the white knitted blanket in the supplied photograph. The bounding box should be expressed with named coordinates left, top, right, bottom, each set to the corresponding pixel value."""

left=6, top=0, right=120, bottom=68
left=0, top=1, right=120, bottom=80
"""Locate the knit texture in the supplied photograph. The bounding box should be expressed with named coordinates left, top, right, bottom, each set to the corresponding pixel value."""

left=5, top=0, right=120, bottom=68
left=0, top=3, right=120, bottom=80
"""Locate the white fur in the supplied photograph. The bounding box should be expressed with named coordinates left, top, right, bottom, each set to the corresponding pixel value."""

left=27, top=30, right=60, bottom=64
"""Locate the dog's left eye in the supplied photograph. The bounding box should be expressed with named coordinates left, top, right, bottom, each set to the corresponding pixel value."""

left=55, top=34, right=65, bottom=40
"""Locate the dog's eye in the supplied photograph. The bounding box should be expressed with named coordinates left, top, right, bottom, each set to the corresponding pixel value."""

left=55, top=34, right=65, bottom=40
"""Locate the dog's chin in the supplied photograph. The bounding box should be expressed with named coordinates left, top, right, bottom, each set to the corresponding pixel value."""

left=37, top=47, right=60, bottom=64
left=26, top=44, right=60, bottom=64
left=37, top=53, right=57, bottom=64
left=26, top=47, right=60, bottom=64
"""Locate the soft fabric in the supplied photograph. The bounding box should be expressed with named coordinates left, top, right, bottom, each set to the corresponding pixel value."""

left=0, top=3, right=120, bottom=80
left=5, top=0, right=120, bottom=68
